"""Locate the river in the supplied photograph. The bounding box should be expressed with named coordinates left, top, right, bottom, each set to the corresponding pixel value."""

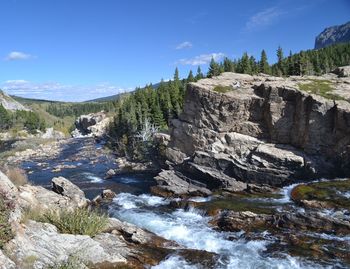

left=20, top=138, right=349, bottom=269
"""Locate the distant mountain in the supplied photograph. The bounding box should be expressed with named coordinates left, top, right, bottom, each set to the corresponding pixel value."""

left=87, top=92, right=129, bottom=102
left=0, top=90, right=30, bottom=111
left=315, top=21, right=350, bottom=49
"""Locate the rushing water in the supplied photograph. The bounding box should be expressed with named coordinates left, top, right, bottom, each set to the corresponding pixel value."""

left=110, top=193, right=330, bottom=269
left=19, top=138, right=349, bottom=269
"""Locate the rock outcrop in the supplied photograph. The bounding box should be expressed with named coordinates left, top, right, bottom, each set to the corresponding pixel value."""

left=164, top=72, right=350, bottom=187
left=315, top=21, right=350, bottom=49
left=71, top=111, right=111, bottom=138
left=0, top=90, right=29, bottom=111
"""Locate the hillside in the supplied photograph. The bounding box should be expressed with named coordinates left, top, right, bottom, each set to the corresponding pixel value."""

left=315, top=21, right=350, bottom=49
left=0, top=90, right=29, bottom=111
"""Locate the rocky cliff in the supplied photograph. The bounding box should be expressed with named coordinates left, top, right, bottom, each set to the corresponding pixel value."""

left=165, top=72, right=350, bottom=188
left=315, top=21, right=350, bottom=49
left=0, top=90, right=29, bottom=111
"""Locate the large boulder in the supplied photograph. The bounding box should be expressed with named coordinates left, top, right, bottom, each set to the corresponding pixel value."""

left=4, top=220, right=131, bottom=269
left=51, top=177, right=89, bottom=208
left=151, top=170, right=212, bottom=198
left=166, top=72, right=350, bottom=187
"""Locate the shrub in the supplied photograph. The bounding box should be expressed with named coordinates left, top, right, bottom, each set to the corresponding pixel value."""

left=5, top=166, right=28, bottom=187
left=213, top=85, right=234, bottom=93
left=38, top=208, right=108, bottom=237
left=0, top=197, right=13, bottom=248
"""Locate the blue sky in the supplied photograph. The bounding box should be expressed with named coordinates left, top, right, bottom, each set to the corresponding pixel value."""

left=0, top=0, right=349, bottom=101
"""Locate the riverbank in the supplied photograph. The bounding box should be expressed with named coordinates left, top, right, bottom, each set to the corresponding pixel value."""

left=1, top=137, right=348, bottom=268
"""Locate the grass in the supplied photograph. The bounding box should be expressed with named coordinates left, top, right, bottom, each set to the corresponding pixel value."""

left=298, top=79, right=345, bottom=101
left=213, top=85, right=234, bottom=93
left=4, top=166, right=28, bottom=187
left=28, top=207, right=109, bottom=237
left=48, top=255, right=83, bottom=269
left=0, top=196, right=13, bottom=248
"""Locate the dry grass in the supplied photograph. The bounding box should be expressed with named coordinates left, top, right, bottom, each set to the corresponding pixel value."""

left=4, top=166, right=28, bottom=187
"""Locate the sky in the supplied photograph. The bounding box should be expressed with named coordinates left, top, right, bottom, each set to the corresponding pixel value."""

left=0, top=0, right=349, bottom=102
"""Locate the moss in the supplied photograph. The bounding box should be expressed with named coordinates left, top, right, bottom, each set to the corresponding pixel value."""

left=198, top=195, right=275, bottom=215
left=298, top=79, right=346, bottom=101
left=213, top=85, right=234, bottom=93
left=291, top=179, right=350, bottom=210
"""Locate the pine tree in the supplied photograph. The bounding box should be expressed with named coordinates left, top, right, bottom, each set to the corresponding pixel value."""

left=196, top=66, right=204, bottom=80
left=223, top=57, right=235, bottom=72
left=240, top=53, right=252, bottom=74
left=187, top=70, right=195, bottom=82
left=276, top=46, right=285, bottom=76
left=207, top=58, right=221, bottom=78
left=0, top=104, right=11, bottom=129
left=259, top=50, right=270, bottom=74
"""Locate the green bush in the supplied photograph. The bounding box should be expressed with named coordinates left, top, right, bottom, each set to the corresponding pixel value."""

left=213, top=85, right=234, bottom=93
left=37, top=208, right=108, bottom=237
left=0, top=197, right=13, bottom=248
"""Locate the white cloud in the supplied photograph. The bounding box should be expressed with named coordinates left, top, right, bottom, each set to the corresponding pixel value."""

left=1, top=80, right=130, bottom=102
left=245, top=7, right=284, bottom=31
left=176, top=52, right=225, bottom=66
left=175, top=41, right=193, bottom=50
left=5, top=51, right=35, bottom=61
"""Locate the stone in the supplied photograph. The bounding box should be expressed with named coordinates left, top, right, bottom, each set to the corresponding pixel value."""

left=101, top=189, right=116, bottom=200
left=51, top=177, right=89, bottom=208
left=105, top=169, right=116, bottom=179
left=0, top=250, right=16, bottom=269
left=151, top=170, right=212, bottom=198
left=215, top=211, right=273, bottom=232
left=332, top=66, right=350, bottom=77
left=4, top=220, right=131, bottom=269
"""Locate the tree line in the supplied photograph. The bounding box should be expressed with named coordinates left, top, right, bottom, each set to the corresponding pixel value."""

left=46, top=101, right=117, bottom=118
left=208, top=42, right=350, bottom=77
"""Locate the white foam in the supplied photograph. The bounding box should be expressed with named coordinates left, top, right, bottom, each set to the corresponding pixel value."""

left=188, top=196, right=212, bottom=203
left=113, top=193, right=169, bottom=209
left=152, top=256, right=198, bottom=269
left=82, top=172, right=103, bottom=183
left=110, top=192, right=330, bottom=268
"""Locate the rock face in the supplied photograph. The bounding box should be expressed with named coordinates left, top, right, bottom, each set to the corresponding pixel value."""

left=72, top=111, right=111, bottom=138
left=0, top=90, right=29, bottom=111
left=166, top=72, right=350, bottom=187
left=315, top=21, right=350, bottom=49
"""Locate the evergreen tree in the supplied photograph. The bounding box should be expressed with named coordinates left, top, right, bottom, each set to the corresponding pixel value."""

left=196, top=66, right=204, bottom=80
left=207, top=58, right=221, bottom=77
left=0, top=104, right=11, bottom=129
left=223, top=57, right=235, bottom=72
left=187, top=70, right=195, bottom=82
left=276, top=46, right=285, bottom=76
left=259, top=50, right=270, bottom=74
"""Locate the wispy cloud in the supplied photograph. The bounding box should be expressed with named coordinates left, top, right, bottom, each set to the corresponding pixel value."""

left=5, top=51, right=35, bottom=61
left=1, top=80, right=131, bottom=102
left=175, top=41, right=193, bottom=50
left=245, top=7, right=284, bottom=31
left=176, top=52, right=225, bottom=66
